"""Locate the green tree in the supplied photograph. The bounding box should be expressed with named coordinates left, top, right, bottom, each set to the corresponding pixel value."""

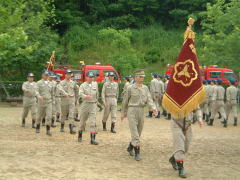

left=0, top=0, right=60, bottom=80
left=200, top=0, right=240, bottom=72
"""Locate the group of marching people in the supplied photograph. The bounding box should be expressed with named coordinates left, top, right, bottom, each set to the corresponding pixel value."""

left=21, top=69, right=120, bottom=145
left=21, top=69, right=238, bottom=179
left=202, top=78, right=239, bottom=127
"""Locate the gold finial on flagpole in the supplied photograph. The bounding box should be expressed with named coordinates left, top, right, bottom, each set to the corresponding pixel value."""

left=184, top=18, right=196, bottom=42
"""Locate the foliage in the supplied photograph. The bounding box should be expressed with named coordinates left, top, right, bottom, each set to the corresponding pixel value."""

left=0, top=0, right=60, bottom=81
left=200, top=0, right=240, bottom=72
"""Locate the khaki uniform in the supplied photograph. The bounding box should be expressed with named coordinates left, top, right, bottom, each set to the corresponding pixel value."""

left=171, top=107, right=202, bottom=161
left=102, top=81, right=119, bottom=123
left=208, top=85, right=215, bottom=116
left=79, top=82, right=98, bottom=133
left=122, top=81, right=130, bottom=98
left=202, top=84, right=210, bottom=115
left=22, top=81, right=37, bottom=120
left=36, top=80, right=54, bottom=126
left=59, top=79, right=79, bottom=125
left=210, top=85, right=226, bottom=119
left=55, top=82, right=62, bottom=117
left=226, top=85, right=238, bottom=121
left=49, top=80, right=57, bottom=119
left=122, top=84, right=156, bottom=147
left=150, top=78, right=164, bottom=111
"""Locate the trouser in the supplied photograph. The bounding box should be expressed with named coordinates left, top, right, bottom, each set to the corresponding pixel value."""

left=208, top=100, right=214, bottom=115
left=210, top=100, right=226, bottom=119
left=22, top=100, right=37, bottom=120
left=102, top=97, right=117, bottom=123
left=79, top=102, right=97, bottom=133
left=127, top=107, right=144, bottom=147
left=61, top=97, right=75, bottom=125
left=171, top=120, right=192, bottom=161
left=152, top=94, right=160, bottom=111
left=226, top=102, right=237, bottom=122
left=36, top=101, right=52, bottom=125
left=52, top=102, right=56, bottom=119
left=202, top=101, right=209, bottom=115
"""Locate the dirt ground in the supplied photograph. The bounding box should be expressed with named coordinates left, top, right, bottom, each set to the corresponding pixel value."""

left=0, top=103, right=240, bottom=180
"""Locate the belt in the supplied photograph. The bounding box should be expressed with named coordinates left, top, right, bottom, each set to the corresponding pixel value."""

left=217, top=99, right=224, bottom=101
left=83, top=101, right=96, bottom=103
left=129, top=105, right=144, bottom=108
left=106, top=96, right=116, bottom=98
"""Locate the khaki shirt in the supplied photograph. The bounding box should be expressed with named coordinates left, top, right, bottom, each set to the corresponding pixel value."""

left=226, top=85, right=238, bottom=104
left=159, top=80, right=165, bottom=96
left=101, top=81, right=119, bottom=102
left=122, top=82, right=130, bottom=97
left=22, top=81, right=37, bottom=98
left=60, top=79, right=79, bottom=99
left=79, top=81, right=99, bottom=103
left=164, top=80, right=169, bottom=91
left=213, top=85, right=225, bottom=101
left=208, top=85, right=215, bottom=101
left=204, top=84, right=210, bottom=100
left=122, top=84, right=156, bottom=116
left=36, top=79, right=53, bottom=103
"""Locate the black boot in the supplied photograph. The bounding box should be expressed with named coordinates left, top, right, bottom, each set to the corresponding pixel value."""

left=36, top=124, right=40, bottom=133
left=111, top=123, right=116, bottom=133
left=46, top=125, right=52, bottom=136
left=208, top=119, right=214, bottom=126
left=102, top=122, right=107, bottom=131
left=22, top=119, right=26, bottom=127
left=69, top=124, right=76, bottom=134
left=203, top=113, right=206, bottom=120
left=32, top=119, right=36, bottom=128
left=146, top=111, right=152, bottom=118
left=134, top=146, right=141, bottom=161
left=169, top=156, right=178, bottom=170
left=90, top=133, right=99, bottom=145
left=177, top=161, right=187, bottom=178
left=78, top=131, right=83, bottom=142
left=56, top=114, right=60, bottom=122
left=42, top=118, right=45, bottom=126
left=51, top=118, right=56, bottom=128
left=60, top=123, right=64, bottom=132
left=223, top=119, right=227, bottom=128
left=156, top=111, right=160, bottom=118
left=165, top=113, right=171, bottom=120
left=206, top=114, right=209, bottom=123
left=218, top=112, right=222, bottom=119
left=127, top=143, right=134, bottom=156
left=162, top=110, right=167, bottom=117
left=234, top=117, right=237, bottom=126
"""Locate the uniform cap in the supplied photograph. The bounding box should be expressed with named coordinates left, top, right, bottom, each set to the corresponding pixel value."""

left=157, top=74, right=162, bottom=78
left=229, top=78, right=235, bottom=84
left=27, top=73, right=34, bottom=77
left=217, top=79, right=222, bottom=83
left=86, top=71, right=95, bottom=77
left=108, top=72, right=115, bottom=76
left=42, top=70, right=49, bottom=75
left=65, top=69, right=72, bottom=74
left=134, top=69, right=145, bottom=77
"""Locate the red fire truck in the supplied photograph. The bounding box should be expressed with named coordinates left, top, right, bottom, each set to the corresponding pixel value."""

left=165, top=64, right=238, bottom=85
left=52, top=62, right=121, bottom=82
left=46, top=52, right=120, bottom=82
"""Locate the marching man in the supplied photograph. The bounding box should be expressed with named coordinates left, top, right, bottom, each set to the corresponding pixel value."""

left=121, top=69, right=157, bottom=161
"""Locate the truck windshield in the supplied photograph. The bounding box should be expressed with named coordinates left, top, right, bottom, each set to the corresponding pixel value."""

left=88, top=70, right=100, bottom=77
left=224, top=71, right=234, bottom=80
left=210, top=71, right=221, bottom=78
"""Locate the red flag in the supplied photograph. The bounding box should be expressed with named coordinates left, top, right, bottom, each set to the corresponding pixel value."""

left=162, top=18, right=206, bottom=118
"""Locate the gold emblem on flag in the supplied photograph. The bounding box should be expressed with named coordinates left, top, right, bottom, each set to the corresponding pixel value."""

left=173, top=59, right=198, bottom=87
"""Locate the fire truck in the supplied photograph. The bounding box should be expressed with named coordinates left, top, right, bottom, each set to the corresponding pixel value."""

left=165, top=64, right=238, bottom=85
left=47, top=52, right=121, bottom=82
